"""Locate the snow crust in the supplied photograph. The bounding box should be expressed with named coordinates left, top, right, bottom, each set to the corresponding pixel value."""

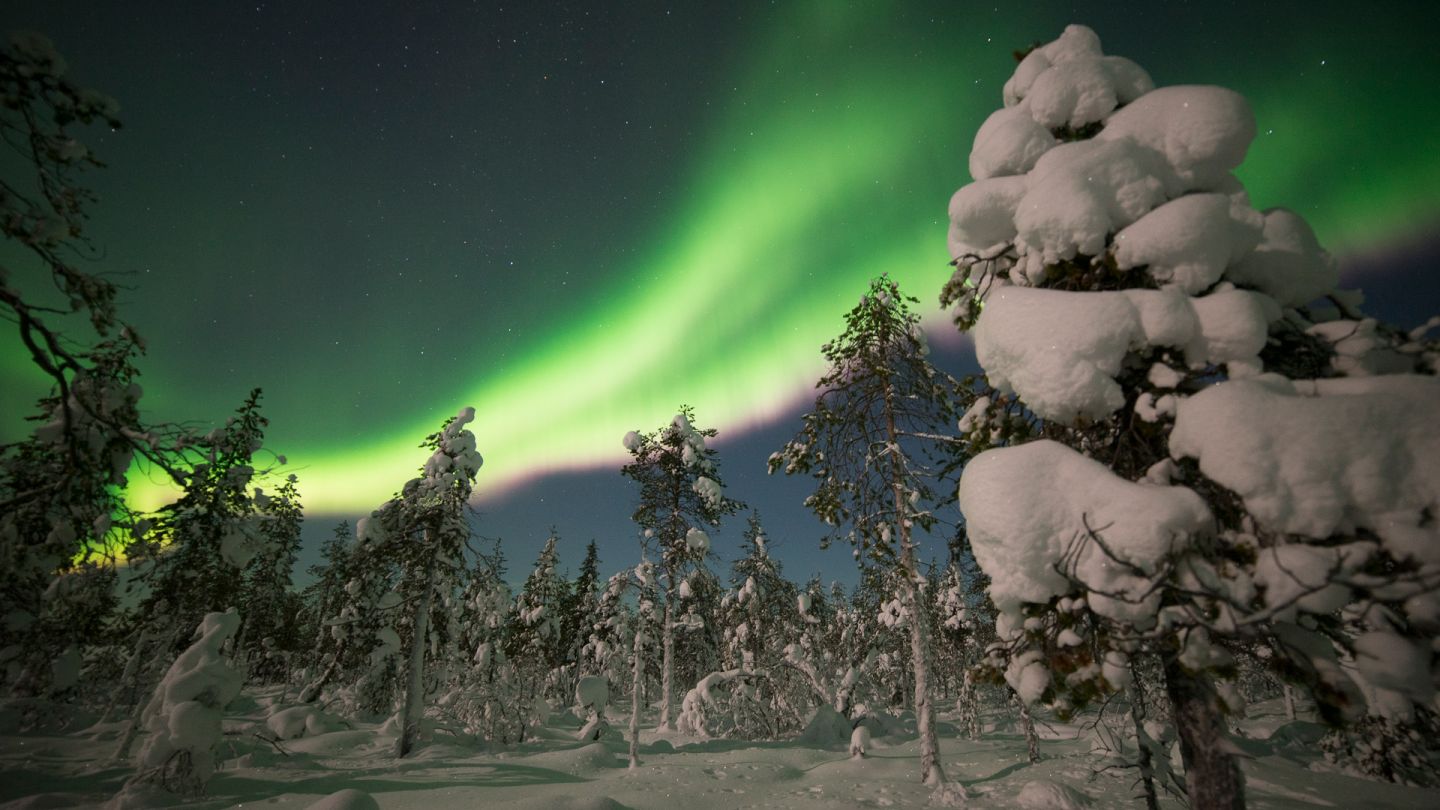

left=959, top=440, right=1212, bottom=625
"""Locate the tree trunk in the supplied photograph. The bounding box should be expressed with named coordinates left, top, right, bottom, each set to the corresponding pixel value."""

left=1164, top=657, right=1245, bottom=810
left=658, top=585, right=675, bottom=731
left=1016, top=692, right=1040, bottom=764
left=1128, top=677, right=1160, bottom=810
left=628, top=626, right=645, bottom=769
left=957, top=670, right=981, bottom=739
left=395, top=540, right=438, bottom=759
left=885, top=381, right=945, bottom=787
left=899, top=557, right=945, bottom=786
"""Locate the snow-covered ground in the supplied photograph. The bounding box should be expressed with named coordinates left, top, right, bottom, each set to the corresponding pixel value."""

left=2, top=689, right=1435, bottom=809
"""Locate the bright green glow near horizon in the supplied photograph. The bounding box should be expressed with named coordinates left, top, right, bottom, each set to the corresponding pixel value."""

left=54, top=4, right=1440, bottom=515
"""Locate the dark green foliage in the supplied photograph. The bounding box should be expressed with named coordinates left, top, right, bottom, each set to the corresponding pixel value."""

left=134, top=389, right=273, bottom=654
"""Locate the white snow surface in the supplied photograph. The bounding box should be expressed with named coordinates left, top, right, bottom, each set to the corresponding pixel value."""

left=1169, top=375, right=1440, bottom=565
left=1011, top=137, right=1175, bottom=273
left=1097, top=84, right=1256, bottom=191
left=972, top=285, right=1277, bottom=422
left=1225, top=207, right=1339, bottom=307
left=4, top=684, right=1439, bottom=809
left=1113, top=192, right=1263, bottom=293
left=959, top=440, right=1212, bottom=625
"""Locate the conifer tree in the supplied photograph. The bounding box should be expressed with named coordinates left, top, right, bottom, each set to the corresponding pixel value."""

left=944, top=24, right=1440, bottom=808
left=770, top=275, right=966, bottom=788
left=357, top=407, right=483, bottom=757
left=132, top=390, right=280, bottom=655
left=561, top=540, right=602, bottom=688
left=236, top=474, right=303, bottom=681
left=507, top=532, right=569, bottom=703
left=620, top=407, right=742, bottom=730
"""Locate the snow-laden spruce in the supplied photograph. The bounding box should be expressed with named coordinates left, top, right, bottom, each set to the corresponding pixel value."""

left=118, top=610, right=243, bottom=803
left=945, top=22, right=1440, bottom=808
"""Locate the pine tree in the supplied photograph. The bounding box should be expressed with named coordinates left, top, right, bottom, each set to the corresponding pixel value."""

left=769, top=275, right=966, bottom=787
left=353, top=407, right=482, bottom=757
left=582, top=570, right=634, bottom=689
left=620, top=407, right=742, bottom=730
left=298, top=523, right=356, bottom=670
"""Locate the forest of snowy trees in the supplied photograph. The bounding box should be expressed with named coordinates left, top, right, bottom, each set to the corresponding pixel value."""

left=2, top=23, right=1438, bottom=810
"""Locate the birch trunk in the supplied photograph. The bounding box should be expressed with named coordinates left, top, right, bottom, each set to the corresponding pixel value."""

left=628, top=628, right=645, bottom=769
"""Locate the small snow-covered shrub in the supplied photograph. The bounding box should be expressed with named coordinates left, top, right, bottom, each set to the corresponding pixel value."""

left=126, top=610, right=243, bottom=797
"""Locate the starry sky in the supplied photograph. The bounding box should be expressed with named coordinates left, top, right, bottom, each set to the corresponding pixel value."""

left=4, top=0, right=1438, bottom=585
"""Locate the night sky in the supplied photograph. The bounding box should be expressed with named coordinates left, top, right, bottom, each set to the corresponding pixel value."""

left=4, top=1, right=1438, bottom=586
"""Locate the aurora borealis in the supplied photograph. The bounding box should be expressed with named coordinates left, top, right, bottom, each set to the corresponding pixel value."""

left=4, top=1, right=1439, bottom=580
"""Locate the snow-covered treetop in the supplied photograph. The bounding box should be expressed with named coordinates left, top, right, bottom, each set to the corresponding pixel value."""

left=941, top=23, right=1378, bottom=427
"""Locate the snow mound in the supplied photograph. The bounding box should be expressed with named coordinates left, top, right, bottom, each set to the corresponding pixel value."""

left=968, top=104, right=1057, bottom=181
left=973, top=285, right=1276, bottom=422
left=1169, top=376, right=1440, bottom=563
left=959, top=440, right=1212, bottom=625
left=512, top=796, right=632, bottom=810
left=527, top=742, right=621, bottom=774
left=1098, top=84, right=1256, bottom=191
left=306, top=789, right=379, bottom=810
left=1012, top=137, right=1175, bottom=273
left=1113, top=193, right=1263, bottom=293
left=798, top=705, right=853, bottom=747
left=1017, top=778, right=1091, bottom=809
left=1002, top=24, right=1151, bottom=131
left=1224, top=207, right=1339, bottom=307
left=264, top=700, right=331, bottom=737
left=948, top=175, right=1028, bottom=257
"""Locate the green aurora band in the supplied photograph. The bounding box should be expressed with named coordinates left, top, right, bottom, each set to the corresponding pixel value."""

left=14, top=2, right=1440, bottom=515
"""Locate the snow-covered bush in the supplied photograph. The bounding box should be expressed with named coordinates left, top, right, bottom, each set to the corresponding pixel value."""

left=124, top=610, right=243, bottom=798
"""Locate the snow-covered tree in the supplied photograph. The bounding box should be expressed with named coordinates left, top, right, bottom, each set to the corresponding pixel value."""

left=945, top=24, right=1440, bottom=808
left=297, top=523, right=357, bottom=671
left=722, top=513, right=800, bottom=675
left=352, top=407, right=483, bottom=757
left=627, top=557, right=660, bottom=768
left=130, top=391, right=277, bottom=648
left=582, top=569, right=635, bottom=690
left=620, top=407, right=742, bottom=730
left=507, top=532, right=569, bottom=703
left=560, top=539, right=603, bottom=691
left=235, top=474, right=303, bottom=682
left=440, top=544, right=525, bottom=744
left=120, top=610, right=243, bottom=802
left=0, top=34, right=256, bottom=700
left=769, top=275, right=966, bottom=788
